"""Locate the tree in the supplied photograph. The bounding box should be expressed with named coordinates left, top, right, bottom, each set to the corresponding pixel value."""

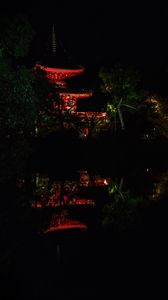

left=0, top=15, right=50, bottom=136
left=99, top=65, right=142, bottom=132
left=0, top=13, right=34, bottom=58
left=76, top=112, right=109, bottom=139
left=35, top=88, right=80, bottom=135
left=101, top=176, right=144, bottom=231
left=0, top=14, right=42, bottom=187
left=145, top=94, right=168, bottom=139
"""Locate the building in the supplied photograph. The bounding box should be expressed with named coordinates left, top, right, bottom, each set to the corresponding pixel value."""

left=35, top=26, right=109, bottom=137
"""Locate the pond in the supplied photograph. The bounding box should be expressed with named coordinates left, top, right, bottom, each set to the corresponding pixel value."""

left=27, top=167, right=168, bottom=233
left=13, top=155, right=168, bottom=298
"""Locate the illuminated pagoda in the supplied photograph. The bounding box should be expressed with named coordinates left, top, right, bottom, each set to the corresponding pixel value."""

left=35, top=26, right=92, bottom=114
left=34, top=26, right=109, bottom=138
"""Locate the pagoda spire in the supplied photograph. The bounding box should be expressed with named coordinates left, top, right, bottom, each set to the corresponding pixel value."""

left=52, top=25, right=56, bottom=54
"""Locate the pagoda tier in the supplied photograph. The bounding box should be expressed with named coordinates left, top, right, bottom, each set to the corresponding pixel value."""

left=59, top=90, right=93, bottom=112
left=35, top=64, right=85, bottom=86
left=76, top=111, right=108, bottom=118
left=59, top=91, right=93, bottom=99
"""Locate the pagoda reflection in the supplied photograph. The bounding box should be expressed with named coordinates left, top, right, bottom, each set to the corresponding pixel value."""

left=31, top=170, right=110, bottom=208
left=43, top=211, right=87, bottom=234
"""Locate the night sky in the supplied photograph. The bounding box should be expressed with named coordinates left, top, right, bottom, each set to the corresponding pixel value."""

left=2, top=2, right=168, bottom=93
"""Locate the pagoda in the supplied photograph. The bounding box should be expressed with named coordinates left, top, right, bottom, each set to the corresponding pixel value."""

left=35, top=26, right=92, bottom=114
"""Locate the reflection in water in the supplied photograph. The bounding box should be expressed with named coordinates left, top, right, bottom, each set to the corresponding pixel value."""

left=149, top=171, right=168, bottom=201
left=43, top=211, right=88, bottom=233
left=102, top=178, right=145, bottom=229
left=11, top=159, right=168, bottom=300
left=31, top=170, right=110, bottom=208
left=101, top=170, right=168, bottom=229
left=16, top=168, right=168, bottom=233
left=16, top=169, right=168, bottom=207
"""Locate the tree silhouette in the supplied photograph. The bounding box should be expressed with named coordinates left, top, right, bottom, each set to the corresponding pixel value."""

left=99, top=65, right=142, bottom=132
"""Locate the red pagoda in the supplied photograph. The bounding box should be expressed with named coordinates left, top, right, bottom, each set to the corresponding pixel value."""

left=35, top=26, right=92, bottom=114
left=34, top=26, right=109, bottom=137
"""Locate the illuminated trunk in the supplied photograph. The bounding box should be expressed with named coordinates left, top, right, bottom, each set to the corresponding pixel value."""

left=118, top=108, right=125, bottom=130
left=87, top=117, right=95, bottom=139
left=118, top=177, right=125, bottom=201
left=88, top=125, right=94, bottom=139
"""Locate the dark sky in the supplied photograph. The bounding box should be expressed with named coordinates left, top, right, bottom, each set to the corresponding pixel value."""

left=2, top=2, right=168, bottom=93
left=2, top=2, right=168, bottom=67
left=26, top=3, right=168, bottom=69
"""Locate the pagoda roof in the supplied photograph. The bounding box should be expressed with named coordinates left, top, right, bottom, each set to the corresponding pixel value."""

left=59, top=89, right=92, bottom=98
left=35, top=63, right=85, bottom=85
left=76, top=111, right=107, bottom=118
left=38, top=26, right=82, bottom=70
left=37, top=64, right=85, bottom=73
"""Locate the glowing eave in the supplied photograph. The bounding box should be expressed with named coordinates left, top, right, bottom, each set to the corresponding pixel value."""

left=60, top=92, right=93, bottom=98
left=36, top=64, right=85, bottom=74
left=76, top=112, right=108, bottom=117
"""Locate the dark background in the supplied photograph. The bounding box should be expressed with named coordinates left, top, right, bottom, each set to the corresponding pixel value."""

left=2, top=2, right=168, bottom=93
